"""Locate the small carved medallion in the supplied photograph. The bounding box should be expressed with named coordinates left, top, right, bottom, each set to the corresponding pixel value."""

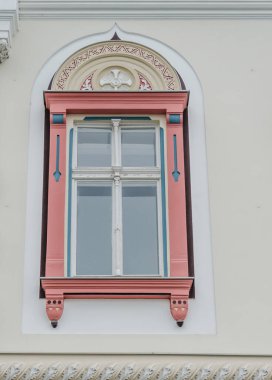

left=99, top=67, right=133, bottom=90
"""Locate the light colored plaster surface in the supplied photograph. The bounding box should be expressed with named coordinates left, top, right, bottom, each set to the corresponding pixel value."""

left=0, top=20, right=272, bottom=355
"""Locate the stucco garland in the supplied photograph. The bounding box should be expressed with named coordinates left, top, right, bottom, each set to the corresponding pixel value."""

left=0, top=363, right=271, bottom=380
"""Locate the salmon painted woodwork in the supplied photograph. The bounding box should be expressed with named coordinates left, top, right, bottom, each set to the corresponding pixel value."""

left=42, top=91, right=193, bottom=327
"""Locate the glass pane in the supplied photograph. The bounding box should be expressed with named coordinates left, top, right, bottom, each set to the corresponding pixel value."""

left=122, top=182, right=159, bottom=275
left=76, top=183, right=112, bottom=275
left=121, top=128, right=156, bottom=167
left=77, top=127, right=111, bottom=167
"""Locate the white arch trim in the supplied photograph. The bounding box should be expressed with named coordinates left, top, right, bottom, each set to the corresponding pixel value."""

left=23, top=24, right=216, bottom=336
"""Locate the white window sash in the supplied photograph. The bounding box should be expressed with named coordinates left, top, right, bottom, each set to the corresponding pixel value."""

left=70, top=119, right=163, bottom=277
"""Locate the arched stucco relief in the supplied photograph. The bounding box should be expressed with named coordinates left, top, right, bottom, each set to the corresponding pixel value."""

left=51, top=41, right=183, bottom=91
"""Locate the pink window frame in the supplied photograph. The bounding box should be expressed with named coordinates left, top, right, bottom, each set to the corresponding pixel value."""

left=41, top=91, right=193, bottom=328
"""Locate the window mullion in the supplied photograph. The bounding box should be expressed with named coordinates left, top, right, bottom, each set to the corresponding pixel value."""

left=112, top=119, right=122, bottom=276
left=113, top=175, right=122, bottom=276
left=112, top=118, right=121, bottom=167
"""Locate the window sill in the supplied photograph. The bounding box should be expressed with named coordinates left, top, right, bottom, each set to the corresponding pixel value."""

left=41, top=277, right=193, bottom=328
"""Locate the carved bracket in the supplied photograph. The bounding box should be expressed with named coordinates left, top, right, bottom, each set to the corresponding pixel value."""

left=170, top=295, right=189, bottom=326
left=45, top=293, right=64, bottom=328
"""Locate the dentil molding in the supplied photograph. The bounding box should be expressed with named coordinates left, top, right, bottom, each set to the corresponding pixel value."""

left=0, top=362, right=271, bottom=380
left=18, top=1, right=272, bottom=19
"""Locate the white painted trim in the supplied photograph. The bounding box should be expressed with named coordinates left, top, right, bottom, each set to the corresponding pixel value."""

left=113, top=175, right=122, bottom=276
left=71, top=119, right=163, bottom=277
left=18, top=0, right=272, bottom=20
left=22, top=24, right=216, bottom=337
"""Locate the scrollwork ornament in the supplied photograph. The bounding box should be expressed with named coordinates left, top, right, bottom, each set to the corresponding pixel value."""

left=0, top=364, right=271, bottom=380
left=157, top=367, right=173, bottom=380
left=42, top=363, right=61, bottom=380
left=194, top=368, right=212, bottom=380
left=100, top=366, right=116, bottom=380
left=61, top=364, right=80, bottom=380
left=137, top=367, right=155, bottom=380
left=233, top=368, right=249, bottom=380
left=4, top=363, right=24, bottom=380
left=80, top=366, right=98, bottom=380
left=175, top=364, right=192, bottom=380
left=251, top=368, right=270, bottom=380
left=23, top=365, right=42, bottom=380
left=213, top=367, right=230, bottom=380
left=118, top=365, right=135, bottom=380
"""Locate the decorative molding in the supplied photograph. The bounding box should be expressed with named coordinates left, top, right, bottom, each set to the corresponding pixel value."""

left=44, top=91, right=189, bottom=112
left=0, top=39, right=9, bottom=63
left=53, top=135, right=61, bottom=182
left=51, top=41, right=182, bottom=91
left=99, top=68, right=133, bottom=90
left=172, top=134, right=181, bottom=182
left=52, top=114, right=65, bottom=124
left=0, top=0, right=19, bottom=48
left=41, top=277, right=193, bottom=327
left=18, top=1, right=272, bottom=19
left=0, top=363, right=271, bottom=380
left=169, top=114, right=181, bottom=125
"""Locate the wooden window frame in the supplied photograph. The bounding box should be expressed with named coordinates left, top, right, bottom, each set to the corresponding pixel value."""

left=70, top=120, right=163, bottom=277
left=41, top=91, right=193, bottom=328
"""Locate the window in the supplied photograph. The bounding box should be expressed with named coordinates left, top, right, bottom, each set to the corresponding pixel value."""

left=41, top=91, right=193, bottom=328
left=70, top=119, right=163, bottom=277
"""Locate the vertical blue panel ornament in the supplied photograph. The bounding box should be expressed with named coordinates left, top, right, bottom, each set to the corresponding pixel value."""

left=160, top=128, right=168, bottom=277
left=169, top=114, right=181, bottom=124
left=53, top=135, right=61, bottom=182
left=67, top=128, right=74, bottom=277
left=172, top=134, right=180, bottom=182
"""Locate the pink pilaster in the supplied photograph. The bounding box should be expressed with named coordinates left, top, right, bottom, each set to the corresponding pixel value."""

left=167, top=114, right=188, bottom=277
left=45, top=114, right=67, bottom=276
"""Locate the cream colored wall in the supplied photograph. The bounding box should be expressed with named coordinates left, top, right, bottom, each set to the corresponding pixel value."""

left=0, top=20, right=272, bottom=355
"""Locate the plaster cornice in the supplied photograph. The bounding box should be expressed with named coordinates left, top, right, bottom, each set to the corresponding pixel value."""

left=0, top=0, right=18, bottom=62
left=18, top=1, right=272, bottom=20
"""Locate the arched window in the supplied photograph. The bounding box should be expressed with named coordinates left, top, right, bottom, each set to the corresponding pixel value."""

left=23, top=26, right=215, bottom=334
